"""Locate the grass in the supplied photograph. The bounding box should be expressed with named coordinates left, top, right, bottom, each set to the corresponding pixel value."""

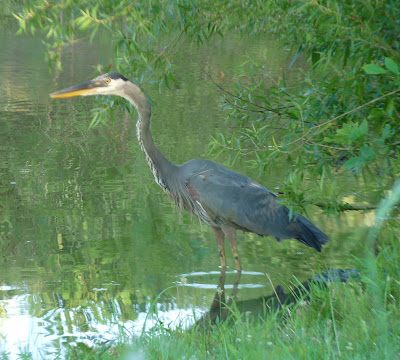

left=4, top=246, right=400, bottom=360
left=59, top=230, right=399, bottom=360
left=4, top=185, right=400, bottom=360
left=82, top=180, right=400, bottom=360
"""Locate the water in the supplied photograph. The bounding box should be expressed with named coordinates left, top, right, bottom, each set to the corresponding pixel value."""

left=0, top=21, right=365, bottom=358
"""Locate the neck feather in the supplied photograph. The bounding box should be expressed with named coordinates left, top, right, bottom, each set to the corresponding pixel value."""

left=121, top=82, right=177, bottom=195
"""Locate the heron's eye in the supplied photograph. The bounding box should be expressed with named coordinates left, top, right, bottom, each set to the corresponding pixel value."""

left=104, top=78, right=111, bottom=84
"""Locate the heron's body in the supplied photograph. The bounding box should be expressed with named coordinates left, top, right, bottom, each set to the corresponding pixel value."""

left=178, top=159, right=322, bottom=243
left=51, top=72, right=329, bottom=271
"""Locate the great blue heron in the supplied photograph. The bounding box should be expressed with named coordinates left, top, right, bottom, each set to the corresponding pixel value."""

left=50, top=72, right=329, bottom=271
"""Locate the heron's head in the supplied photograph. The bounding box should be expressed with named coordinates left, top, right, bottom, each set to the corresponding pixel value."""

left=50, top=72, right=130, bottom=99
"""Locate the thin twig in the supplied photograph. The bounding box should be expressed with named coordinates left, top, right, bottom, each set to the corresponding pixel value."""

left=201, top=70, right=290, bottom=116
left=316, top=88, right=400, bottom=129
left=223, top=98, right=289, bottom=129
left=305, top=140, right=349, bottom=151
left=313, top=202, right=378, bottom=211
left=284, top=88, right=400, bottom=148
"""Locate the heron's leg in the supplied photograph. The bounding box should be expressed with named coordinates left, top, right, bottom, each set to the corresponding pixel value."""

left=209, top=267, right=227, bottom=312
left=212, top=227, right=226, bottom=268
left=226, top=269, right=242, bottom=308
left=221, top=225, right=242, bottom=272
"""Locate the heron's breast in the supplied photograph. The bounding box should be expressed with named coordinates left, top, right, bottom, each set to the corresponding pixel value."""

left=185, top=179, right=218, bottom=226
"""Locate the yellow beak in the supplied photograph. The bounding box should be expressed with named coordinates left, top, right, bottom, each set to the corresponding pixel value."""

left=50, top=80, right=102, bottom=99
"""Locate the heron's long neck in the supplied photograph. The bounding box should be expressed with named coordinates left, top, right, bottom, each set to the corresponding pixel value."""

left=123, top=83, right=177, bottom=195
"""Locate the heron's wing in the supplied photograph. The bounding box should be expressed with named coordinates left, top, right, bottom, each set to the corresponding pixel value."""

left=183, top=160, right=291, bottom=238
left=181, top=159, right=328, bottom=250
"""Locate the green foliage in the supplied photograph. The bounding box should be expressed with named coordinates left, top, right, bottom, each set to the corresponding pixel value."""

left=13, top=0, right=267, bottom=79
left=210, top=0, right=400, bottom=209
left=14, top=0, right=400, bottom=209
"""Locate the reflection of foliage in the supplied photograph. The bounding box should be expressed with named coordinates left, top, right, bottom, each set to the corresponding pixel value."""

left=0, top=0, right=22, bottom=16
left=0, top=97, right=197, bottom=338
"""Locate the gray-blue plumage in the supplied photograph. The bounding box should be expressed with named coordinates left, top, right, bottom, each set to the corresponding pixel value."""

left=179, top=159, right=329, bottom=252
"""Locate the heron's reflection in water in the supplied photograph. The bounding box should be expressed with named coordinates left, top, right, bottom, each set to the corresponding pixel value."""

left=190, top=267, right=360, bottom=330
left=193, top=267, right=242, bottom=328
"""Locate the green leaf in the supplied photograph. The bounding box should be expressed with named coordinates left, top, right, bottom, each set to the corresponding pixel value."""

left=337, top=123, right=353, bottom=137
left=340, top=120, right=368, bottom=140
left=359, top=119, right=369, bottom=136
left=382, top=124, right=391, bottom=139
left=362, top=64, right=387, bottom=75
left=323, top=137, right=336, bottom=143
left=384, top=58, right=399, bottom=75
left=385, top=97, right=394, bottom=117
left=361, top=145, right=376, bottom=161
left=80, top=17, right=93, bottom=30
left=311, top=51, right=320, bottom=67
left=343, top=157, right=364, bottom=171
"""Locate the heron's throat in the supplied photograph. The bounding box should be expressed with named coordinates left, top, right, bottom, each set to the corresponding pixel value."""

left=136, top=115, right=175, bottom=194
left=123, top=83, right=177, bottom=196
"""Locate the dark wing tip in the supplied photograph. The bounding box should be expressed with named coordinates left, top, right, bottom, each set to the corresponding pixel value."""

left=295, top=215, right=329, bottom=252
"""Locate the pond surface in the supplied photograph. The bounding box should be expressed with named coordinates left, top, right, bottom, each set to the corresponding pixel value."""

left=0, top=20, right=366, bottom=359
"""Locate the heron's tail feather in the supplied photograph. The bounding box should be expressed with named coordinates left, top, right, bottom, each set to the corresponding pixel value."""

left=295, top=215, right=329, bottom=252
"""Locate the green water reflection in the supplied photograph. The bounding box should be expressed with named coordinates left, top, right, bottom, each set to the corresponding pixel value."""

left=0, top=24, right=365, bottom=358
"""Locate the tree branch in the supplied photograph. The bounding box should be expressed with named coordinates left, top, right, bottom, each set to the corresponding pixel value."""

left=201, top=70, right=291, bottom=117
left=313, top=202, right=378, bottom=211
